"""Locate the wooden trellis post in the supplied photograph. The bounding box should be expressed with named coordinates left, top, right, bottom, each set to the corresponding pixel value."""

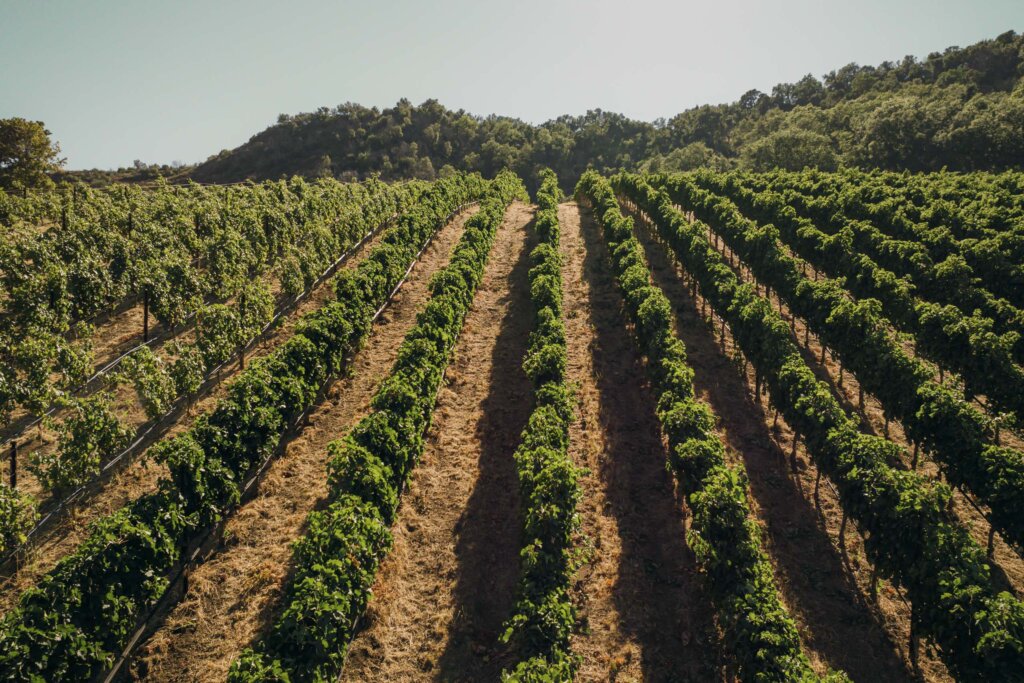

left=9, top=441, right=17, bottom=490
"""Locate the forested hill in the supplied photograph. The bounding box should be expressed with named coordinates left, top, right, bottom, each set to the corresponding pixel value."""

left=191, top=30, right=1024, bottom=186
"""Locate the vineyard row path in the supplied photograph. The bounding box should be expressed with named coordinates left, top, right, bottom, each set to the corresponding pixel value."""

left=341, top=201, right=534, bottom=682
left=130, top=205, right=482, bottom=682
left=0, top=208, right=458, bottom=617
left=563, top=202, right=724, bottom=682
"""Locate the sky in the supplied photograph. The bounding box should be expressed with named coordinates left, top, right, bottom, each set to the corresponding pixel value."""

left=1, top=0, right=1022, bottom=170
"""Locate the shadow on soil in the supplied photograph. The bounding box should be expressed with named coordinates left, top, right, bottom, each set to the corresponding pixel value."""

left=576, top=206, right=724, bottom=682
left=436, top=214, right=537, bottom=681
left=630, top=213, right=915, bottom=683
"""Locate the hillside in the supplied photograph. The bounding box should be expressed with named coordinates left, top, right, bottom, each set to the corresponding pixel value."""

left=10, top=5, right=1024, bottom=682
left=189, top=30, right=1024, bottom=186
left=7, top=166, right=1024, bottom=681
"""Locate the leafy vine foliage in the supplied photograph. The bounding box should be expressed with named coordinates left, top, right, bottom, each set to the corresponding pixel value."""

left=0, top=176, right=408, bottom=556
left=228, top=170, right=527, bottom=682
left=0, top=172, right=491, bottom=680
left=618, top=172, right=1024, bottom=681
left=650, top=172, right=1024, bottom=554
left=500, top=169, right=583, bottom=681
left=32, top=393, right=131, bottom=491
left=0, top=175, right=402, bottom=429
left=116, top=347, right=176, bottom=420
left=725, top=171, right=1024, bottom=402
left=580, top=171, right=846, bottom=682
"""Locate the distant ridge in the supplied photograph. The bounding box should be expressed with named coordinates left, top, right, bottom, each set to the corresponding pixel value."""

left=74, top=30, right=1024, bottom=186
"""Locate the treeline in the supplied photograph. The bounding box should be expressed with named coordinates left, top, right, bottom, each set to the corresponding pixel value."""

left=52, top=165, right=191, bottom=188
left=184, top=31, right=1024, bottom=186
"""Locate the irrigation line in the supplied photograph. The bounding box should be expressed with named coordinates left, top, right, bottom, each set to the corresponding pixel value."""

left=661, top=197, right=1024, bottom=565
left=96, top=201, right=476, bottom=683
left=1, top=196, right=398, bottom=450
left=0, top=213, right=401, bottom=571
left=615, top=198, right=842, bottom=494
left=335, top=203, right=484, bottom=683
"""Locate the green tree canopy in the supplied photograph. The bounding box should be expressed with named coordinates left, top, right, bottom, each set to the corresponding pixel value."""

left=0, top=118, right=64, bottom=193
left=741, top=128, right=839, bottom=171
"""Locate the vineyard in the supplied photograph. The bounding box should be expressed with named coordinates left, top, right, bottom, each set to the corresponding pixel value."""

left=1, top=166, right=1024, bottom=683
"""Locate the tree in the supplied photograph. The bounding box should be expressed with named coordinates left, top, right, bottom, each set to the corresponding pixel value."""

left=740, top=89, right=767, bottom=110
left=314, top=154, right=333, bottom=178
left=0, top=118, right=64, bottom=193
left=640, top=143, right=732, bottom=173
left=740, top=128, right=839, bottom=171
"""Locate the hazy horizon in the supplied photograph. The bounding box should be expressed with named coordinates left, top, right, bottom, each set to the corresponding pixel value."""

left=2, top=0, right=1022, bottom=170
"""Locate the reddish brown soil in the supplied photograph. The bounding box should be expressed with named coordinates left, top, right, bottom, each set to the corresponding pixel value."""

left=341, top=201, right=535, bottom=682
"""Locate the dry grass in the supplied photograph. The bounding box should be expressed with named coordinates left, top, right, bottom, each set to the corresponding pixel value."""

left=342, top=201, right=535, bottom=682
left=562, top=203, right=724, bottom=683
left=131, top=208, right=480, bottom=682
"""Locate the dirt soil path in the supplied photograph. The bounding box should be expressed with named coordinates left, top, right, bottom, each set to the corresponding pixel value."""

left=129, top=207, right=480, bottom=682
left=699, top=201, right=1024, bottom=592
left=563, top=202, right=723, bottom=683
left=0, top=213, right=452, bottom=617
left=341, top=201, right=535, bottom=682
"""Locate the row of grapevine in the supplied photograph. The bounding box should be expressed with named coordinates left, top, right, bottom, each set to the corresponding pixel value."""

left=0, top=182, right=413, bottom=557
left=769, top=168, right=1024, bottom=243
left=0, top=172, right=489, bottom=681
left=648, top=172, right=1024, bottom=553
left=0, top=486, right=34, bottom=557
left=500, top=169, right=582, bottom=680
left=826, top=169, right=1024, bottom=289
left=581, top=171, right=845, bottom=682
left=745, top=172, right=1024, bottom=368
left=875, top=171, right=1024, bottom=240
left=0, top=180, right=249, bottom=428
left=0, top=178, right=402, bottom=438
left=0, top=184, right=69, bottom=230
left=699, top=172, right=1024, bottom=426
left=908, top=179, right=1024, bottom=288
left=859, top=175, right=1024, bottom=335
left=2, top=179, right=314, bottom=329
left=33, top=282, right=274, bottom=492
left=228, top=170, right=528, bottom=682
left=617, top=174, right=1024, bottom=681
left=729, top=171, right=1024, bottom=401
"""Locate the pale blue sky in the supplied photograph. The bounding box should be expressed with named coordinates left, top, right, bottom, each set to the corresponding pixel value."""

left=1, top=0, right=1021, bottom=169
